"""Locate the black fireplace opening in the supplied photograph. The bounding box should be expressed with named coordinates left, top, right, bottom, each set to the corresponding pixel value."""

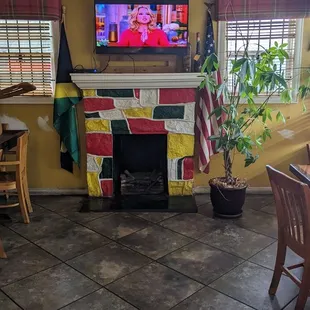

left=113, top=134, right=168, bottom=202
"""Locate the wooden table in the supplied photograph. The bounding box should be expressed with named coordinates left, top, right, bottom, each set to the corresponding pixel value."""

left=289, top=164, right=310, bottom=185
left=0, top=130, right=26, bottom=223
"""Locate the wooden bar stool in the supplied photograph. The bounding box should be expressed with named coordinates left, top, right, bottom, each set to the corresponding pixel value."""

left=0, top=132, right=31, bottom=224
left=267, top=165, right=310, bottom=309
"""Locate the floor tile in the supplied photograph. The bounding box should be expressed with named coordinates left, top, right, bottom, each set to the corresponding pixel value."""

left=194, top=194, right=210, bottom=207
left=119, top=225, right=192, bottom=259
left=243, top=195, right=275, bottom=211
left=0, top=291, right=21, bottom=310
left=196, top=202, right=214, bottom=218
left=284, top=297, right=310, bottom=309
left=7, top=212, right=75, bottom=241
left=159, top=241, right=243, bottom=285
left=107, top=262, right=203, bottom=310
left=0, top=225, right=29, bottom=252
left=61, top=288, right=137, bottom=310
left=260, top=204, right=276, bottom=215
left=0, top=243, right=60, bottom=287
left=249, top=242, right=302, bottom=270
left=172, top=286, right=252, bottom=310
left=233, top=209, right=278, bottom=238
left=160, top=213, right=221, bottom=239
left=31, top=196, right=84, bottom=208
left=67, top=242, right=151, bottom=285
left=210, top=261, right=299, bottom=310
left=131, top=212, right=179, bottom=223
left=199, top=223, right=275, bottom=259
left=85, top=213, right=149, bottom=239
left=34, top=196, right=109, bottom=223
left=5, top=203, right=50, bottom=223
left=3, top=264, right=100, bottom=310
left=35, top=224, right=110, bottom=261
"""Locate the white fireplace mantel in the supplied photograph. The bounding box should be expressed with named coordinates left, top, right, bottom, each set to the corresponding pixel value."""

left=70, top=72, right=204, bottom=90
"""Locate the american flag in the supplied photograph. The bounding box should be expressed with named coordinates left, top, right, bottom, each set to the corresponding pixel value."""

left=196, top=10, right=225, bottom=173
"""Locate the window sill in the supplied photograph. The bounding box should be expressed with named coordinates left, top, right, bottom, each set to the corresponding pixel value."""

left=0, top=97, right=54, bottom=105
left=224, top=95, right=298, bottom=105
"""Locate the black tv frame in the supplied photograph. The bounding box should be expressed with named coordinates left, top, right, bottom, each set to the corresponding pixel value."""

left=94, top=0, right=190, bottom=55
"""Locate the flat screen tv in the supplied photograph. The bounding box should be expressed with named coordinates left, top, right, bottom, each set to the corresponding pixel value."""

left=95, top=0, right=189, bottom=55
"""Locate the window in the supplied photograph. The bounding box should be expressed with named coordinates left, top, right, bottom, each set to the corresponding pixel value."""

left=0, top=20, right=55, bottom=98
left=218, top=19, right=304, bottom=102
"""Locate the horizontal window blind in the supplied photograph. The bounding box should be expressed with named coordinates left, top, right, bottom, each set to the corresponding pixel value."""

left=0, top=20, right=54, bottom=97
left=223, top=19, right=297, bottom=94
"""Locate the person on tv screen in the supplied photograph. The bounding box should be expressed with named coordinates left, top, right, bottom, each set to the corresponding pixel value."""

left=118, top=5, right=169, bottom=47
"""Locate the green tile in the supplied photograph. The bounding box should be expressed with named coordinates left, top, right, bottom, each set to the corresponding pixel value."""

left=99, top=158, right=113, bottom=179
left=153, top=106, right=185, bottom=119
left=85, top=112, right=100, bottom=119
left=97, top=89, right=134, bottom=98
left=111, top=120, right=130, bottom=134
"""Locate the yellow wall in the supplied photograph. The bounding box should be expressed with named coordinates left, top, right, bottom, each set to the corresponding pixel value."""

left=1, top=0, right=309, bottom=189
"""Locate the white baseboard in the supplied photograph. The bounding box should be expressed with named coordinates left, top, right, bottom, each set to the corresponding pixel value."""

left=28, top=187, right=272, bottom=196
left=193, top=186, right=272, bottom=195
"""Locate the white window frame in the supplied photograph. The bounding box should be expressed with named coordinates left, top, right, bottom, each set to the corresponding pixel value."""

left=0, top=20, right=59, bottom=105
left=217, top=19, right=304, bottom=104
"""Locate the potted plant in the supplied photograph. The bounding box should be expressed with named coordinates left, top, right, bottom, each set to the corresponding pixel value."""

left=199, top=43, right=310, bottom=218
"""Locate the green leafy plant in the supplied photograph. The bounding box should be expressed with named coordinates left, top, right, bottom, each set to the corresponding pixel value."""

left=200, top=43, right=309, bottom=187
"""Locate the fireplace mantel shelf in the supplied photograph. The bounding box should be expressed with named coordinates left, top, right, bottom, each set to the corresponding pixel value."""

left=70, top=72, right=204, bottom=90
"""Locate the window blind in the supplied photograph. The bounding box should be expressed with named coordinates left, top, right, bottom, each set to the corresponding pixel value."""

left=0, top=20, right=54, bottom=97
left=223, top=19, right=297, bottom=94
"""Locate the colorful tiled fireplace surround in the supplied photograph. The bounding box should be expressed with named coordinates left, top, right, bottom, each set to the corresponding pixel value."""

left=71, top=73, right=203, bottom=198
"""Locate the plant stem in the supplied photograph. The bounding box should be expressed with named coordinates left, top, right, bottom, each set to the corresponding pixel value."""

left=224, top=150, right=234, bottom=185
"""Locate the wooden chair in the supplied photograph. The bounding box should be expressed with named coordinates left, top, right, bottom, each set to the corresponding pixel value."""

left=307, top=144, right=310, bottom=164
left=266, top=165, right=310, bottom=310
left=0, top=132, right=31, bottom=224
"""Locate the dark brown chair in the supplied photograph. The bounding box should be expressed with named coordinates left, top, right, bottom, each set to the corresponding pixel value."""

left=266, top=165, right=310, bottom=309
left=307, top=144, right=310, bottom=164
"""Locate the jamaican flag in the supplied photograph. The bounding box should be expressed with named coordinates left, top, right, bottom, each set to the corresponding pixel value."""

left=53, top=22, right=80, bottom=173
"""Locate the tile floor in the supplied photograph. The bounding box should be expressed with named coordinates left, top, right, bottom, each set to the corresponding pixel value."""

left=0, top=195, right=308, bottom=310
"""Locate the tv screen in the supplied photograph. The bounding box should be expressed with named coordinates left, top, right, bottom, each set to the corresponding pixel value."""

left=95, top=0, right=189, bottom=55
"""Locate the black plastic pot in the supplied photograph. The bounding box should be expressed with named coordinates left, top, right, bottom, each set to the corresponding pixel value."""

left=209, top=179, right=247, bottom=218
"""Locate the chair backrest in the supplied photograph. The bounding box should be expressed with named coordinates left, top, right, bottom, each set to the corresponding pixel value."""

left=16, top=132, right=28, bottom=177
left=307, top=144, right=310, bottom=164
left=266, top=165, right=310, bottom=258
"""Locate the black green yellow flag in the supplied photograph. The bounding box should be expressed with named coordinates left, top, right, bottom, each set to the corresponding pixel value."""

left=53, top=22, right=80, bottom=173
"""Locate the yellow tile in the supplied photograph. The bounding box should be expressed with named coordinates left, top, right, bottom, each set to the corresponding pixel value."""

left=87, top=172, right=102, bottom=197
left=55, top=83, right=80, bottom=99
left=95, top=157, right=103, bottom=167
left=85, top=119, right=110, bottom=132
left=83, top=89, right=97, bottom=97
left=168, top=134, right=194, bottom=159
left=123, top=107, right=153, bottom=118
left=168, top=181, right=193, bottom=196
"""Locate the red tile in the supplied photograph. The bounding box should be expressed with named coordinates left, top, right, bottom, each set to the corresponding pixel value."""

left=183, top=157, right=194, bottom=180
left=159, top=88, right=196, bottom=105
left=134, top=89, right=140, bottom=99
left=127, top=119, right=168, bottom=134
left=83, top=98, right=115, bottom=112
left=86, top=133, right=113, bottom=156
left=100, top=180, right=113, bottom=197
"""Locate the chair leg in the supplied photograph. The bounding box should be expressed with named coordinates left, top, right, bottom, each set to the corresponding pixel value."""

left=0, top=238, right=7, bottom=259
left=23, top=176, right=32, bottom=213
left=269, top=241, right=287, bottom=295
left=295, top=263, right=310, bottom=310
left=17, top=181, right=29, bottom=224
